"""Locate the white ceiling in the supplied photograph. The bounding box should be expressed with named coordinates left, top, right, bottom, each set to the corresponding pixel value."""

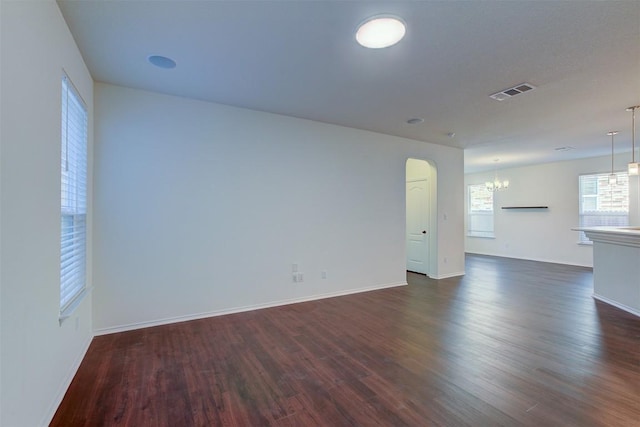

left=57, top=0, right=640, bottom=173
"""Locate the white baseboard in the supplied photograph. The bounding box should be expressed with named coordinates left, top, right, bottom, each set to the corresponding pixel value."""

left=432, top=271, right=465, bottom=279
left=94, top=281, right=408, bottom=336
left=42, top=333, right=93, bottom=427
left=593, top=294, right=640, bottom=317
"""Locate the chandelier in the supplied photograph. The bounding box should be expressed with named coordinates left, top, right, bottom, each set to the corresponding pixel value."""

left=485, top=159, right=509, bottom=192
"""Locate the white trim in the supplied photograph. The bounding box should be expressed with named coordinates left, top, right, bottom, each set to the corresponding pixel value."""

left=59, top=287, right=92, bottom=325
left=94, top=281, right=408, bottom=336
left=466, top=234, right=495, bottom=239
left=464, top=251, right=594, bottom=268
left=593, top=294, right=640, bottom=317
left=41, top=334, right=93, bottom=427
left=433, top=271, right=465, bottom=279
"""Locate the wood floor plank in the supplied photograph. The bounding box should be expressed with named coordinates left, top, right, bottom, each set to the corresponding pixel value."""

left=51, top=255, right=640, bottom=426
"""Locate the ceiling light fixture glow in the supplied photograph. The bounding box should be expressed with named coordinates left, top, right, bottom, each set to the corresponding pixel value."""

left=148, top=55, right=176, bottom=69
left=356, top=15, right=406, bottom=49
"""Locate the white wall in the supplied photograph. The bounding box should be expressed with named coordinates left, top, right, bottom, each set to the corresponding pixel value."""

left=0, top=1, right=94, bottom=426
left=465, top=155, right=638, bottom=267
left=93, top=83, right=464, bottom=333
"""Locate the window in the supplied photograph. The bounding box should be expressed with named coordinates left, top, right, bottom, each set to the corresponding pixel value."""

left=578, top=172, right=629, bottom=243
left=60, top=75, right=87, bottom=317
left=468, top=184, right=494, bottom=238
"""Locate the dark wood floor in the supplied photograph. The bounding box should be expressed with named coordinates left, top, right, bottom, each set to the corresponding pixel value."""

left=52, top=255, right=640, bottom=426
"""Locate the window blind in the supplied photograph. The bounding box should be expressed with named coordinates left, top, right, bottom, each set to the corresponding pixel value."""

left=60, top=75, right=87, bottom=314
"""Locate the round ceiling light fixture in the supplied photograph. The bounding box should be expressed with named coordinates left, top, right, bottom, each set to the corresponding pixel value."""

left=148, top=55, right=176, bottom=69
left=356, top=15, right=406, bottom=49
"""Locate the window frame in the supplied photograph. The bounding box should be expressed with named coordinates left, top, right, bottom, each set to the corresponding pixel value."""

left=578, top=171, right=629, bottom=244
left=60, top=73, right=88, bottom=321
left=467, top=183, right=495, bottom=239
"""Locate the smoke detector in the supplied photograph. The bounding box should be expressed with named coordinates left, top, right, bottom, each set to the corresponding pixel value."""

left=489, top=83, right=536, bottom=101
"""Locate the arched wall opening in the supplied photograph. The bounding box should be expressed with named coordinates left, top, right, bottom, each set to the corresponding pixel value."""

left=406, top=158, right=438, bottom=278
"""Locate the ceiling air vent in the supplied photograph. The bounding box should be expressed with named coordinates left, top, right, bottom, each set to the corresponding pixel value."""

left=489, top=83, right=536, bottom=101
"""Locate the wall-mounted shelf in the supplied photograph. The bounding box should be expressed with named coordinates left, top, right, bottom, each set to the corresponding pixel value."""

left=501, top=206, right=548, bottom=210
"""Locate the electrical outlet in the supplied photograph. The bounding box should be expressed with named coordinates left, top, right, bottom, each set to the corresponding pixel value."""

left=297, top=272, right=304, bottom=282
left=292, top=274, right=298, bottom=283
left=321, top=271, right=327, bottom=279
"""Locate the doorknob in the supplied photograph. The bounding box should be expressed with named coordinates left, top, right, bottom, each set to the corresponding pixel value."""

left=422, top=230, right=427, bottom=234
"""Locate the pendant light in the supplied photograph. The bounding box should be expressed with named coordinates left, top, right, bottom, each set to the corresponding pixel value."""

left=607, top=131, right=619, bottom=185
left=627, top=105, right=640, bottom=175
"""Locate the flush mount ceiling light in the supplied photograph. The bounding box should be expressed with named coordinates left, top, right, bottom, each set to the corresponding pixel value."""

left=148, top=55, right=176, bottom=69
left=356, top=15, right=406, bottom=49
left=406, top=117, right=424, bottom=124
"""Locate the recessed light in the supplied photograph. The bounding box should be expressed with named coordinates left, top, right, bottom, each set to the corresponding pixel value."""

left=148, top=55, right=176, bottom=69
left=407, top=118, right=424, bottom=124
left=356, top=15, right=406, bottom=49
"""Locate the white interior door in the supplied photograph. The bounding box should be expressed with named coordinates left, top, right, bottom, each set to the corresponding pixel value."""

left=406, top=179, right=430, bottom=275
